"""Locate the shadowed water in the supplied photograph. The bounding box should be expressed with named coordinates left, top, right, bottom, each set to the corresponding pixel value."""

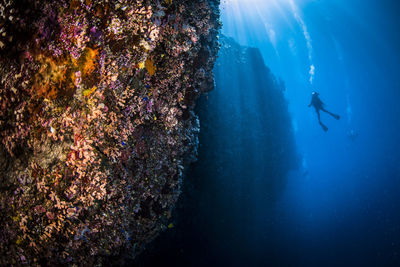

left=135, top=36, right=298, bottom=267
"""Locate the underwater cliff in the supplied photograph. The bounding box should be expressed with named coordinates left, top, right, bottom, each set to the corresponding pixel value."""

left=136, top=35, right=298, bottom=266
left=0, top=0, right=220, bottom=265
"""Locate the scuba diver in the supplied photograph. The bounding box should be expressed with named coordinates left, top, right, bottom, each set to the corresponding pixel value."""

left=308, top=92, right=340, bottom=131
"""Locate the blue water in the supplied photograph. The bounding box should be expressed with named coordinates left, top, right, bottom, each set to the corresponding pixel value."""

left=220, top=0, right=400, bottom=266
left=137, top=1, right=400, bottom=266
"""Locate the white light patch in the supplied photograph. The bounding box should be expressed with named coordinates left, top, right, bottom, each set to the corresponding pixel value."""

left=309, top=64, right=315, bottom=84
left=265, top=24, right=277, bottom=47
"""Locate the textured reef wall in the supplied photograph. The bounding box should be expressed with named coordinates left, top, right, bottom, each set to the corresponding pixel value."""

left=0, top=0, right=220, bottom=265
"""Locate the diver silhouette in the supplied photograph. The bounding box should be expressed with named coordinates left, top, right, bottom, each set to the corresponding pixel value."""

left=308, top=92, right=340, bottom=131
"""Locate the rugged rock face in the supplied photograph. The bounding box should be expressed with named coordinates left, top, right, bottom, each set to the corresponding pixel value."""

left=0, top=0, right=220, bottom=265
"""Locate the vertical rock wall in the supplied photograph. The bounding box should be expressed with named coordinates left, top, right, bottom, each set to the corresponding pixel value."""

left=0, top=0, right=220, bottom=265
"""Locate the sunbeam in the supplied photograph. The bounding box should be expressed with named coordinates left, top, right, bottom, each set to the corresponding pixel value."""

left=221, top=0, right=316, bottom=85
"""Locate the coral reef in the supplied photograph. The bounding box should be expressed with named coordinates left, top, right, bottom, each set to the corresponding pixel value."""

left=0, top=0, right=220, bottom=265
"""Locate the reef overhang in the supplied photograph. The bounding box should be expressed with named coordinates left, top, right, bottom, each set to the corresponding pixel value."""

left=0, top=0, right=220, bottom=265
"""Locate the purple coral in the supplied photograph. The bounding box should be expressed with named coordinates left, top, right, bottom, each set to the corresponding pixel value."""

left=0, top=0, right=221, bottom=265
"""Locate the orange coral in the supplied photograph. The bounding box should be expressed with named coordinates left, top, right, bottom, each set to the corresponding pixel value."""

left=80, top=47, right=99, bottom=76
left=32, top=47, right=99, bottom=100
left=33, top=54, right=71, bottom=100
left=70, top=0, right=80, bottom=10
left=145, top=58, right=156, bottom=76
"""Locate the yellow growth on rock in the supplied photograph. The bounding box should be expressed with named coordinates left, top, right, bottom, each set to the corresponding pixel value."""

left=83, top=86, right=97, bottom=97
left=138, top=61, right=145, bottom=69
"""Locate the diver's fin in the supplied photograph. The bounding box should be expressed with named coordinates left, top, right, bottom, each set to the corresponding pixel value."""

left=320, top=122, right=328, bottom=132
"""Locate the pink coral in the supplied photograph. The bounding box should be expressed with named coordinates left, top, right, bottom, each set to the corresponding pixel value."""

left=0, top=0, right=220, bottom=265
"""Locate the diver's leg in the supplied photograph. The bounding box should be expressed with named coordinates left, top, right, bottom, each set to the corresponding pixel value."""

left=316, top=109, right=321, bottom=123
left=321, top=108, right=340, bottom=120
left=316, top=109, right=328, bottom=131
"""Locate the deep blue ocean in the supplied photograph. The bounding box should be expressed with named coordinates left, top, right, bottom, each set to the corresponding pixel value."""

left=220, top=0, right=400, bottom=265
left=137, top=1, right=400, bottom=266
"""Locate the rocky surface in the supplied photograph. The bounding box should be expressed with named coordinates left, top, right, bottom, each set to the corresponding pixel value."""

left=0, top=0, right=220, bottom=265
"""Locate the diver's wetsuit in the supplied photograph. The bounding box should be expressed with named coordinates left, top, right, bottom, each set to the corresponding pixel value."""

left=308, top=93, right=340, bottom=131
